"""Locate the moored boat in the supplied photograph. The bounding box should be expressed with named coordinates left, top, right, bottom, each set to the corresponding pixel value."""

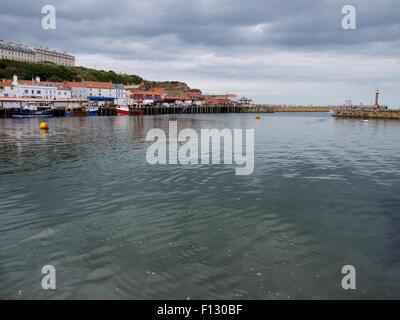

left=65, top=106, right=88, bottom=116
left=88, top=106, right=99, bottom=116
left=116, top=105, right=130, bottom=116
left=11, top=103, right=54, bottom=118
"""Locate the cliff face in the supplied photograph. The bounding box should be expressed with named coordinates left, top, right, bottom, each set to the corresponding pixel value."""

left=139, top=80, right=191, bottom=96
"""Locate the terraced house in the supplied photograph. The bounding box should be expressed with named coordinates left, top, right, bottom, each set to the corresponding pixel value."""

left=0, top=40, right=75, bottom=66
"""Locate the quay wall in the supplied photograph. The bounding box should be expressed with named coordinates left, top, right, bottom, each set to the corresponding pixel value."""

left=1, top=102, right=337, bottom=118
left=242, top=105, right=335, bottom=113
left=333, top=109, right=400, bottom=119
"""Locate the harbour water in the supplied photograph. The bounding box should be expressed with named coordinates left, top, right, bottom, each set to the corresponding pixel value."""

left=1, top=113, right=400, bottom=299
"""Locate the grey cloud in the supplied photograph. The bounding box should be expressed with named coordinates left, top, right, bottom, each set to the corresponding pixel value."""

left=1, top=0, right=400, bottom=105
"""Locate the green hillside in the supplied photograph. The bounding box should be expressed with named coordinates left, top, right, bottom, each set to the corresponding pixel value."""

left=0, top=59, right=143, bottom=84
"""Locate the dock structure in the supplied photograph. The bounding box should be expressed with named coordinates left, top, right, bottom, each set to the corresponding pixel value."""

left=1, top=97, right=339, bottom=118
left=333, top=108, right=400, bottom=119
left=242, top=105, right=336, bottom=113
left=143, top=104, right=241, bottom=115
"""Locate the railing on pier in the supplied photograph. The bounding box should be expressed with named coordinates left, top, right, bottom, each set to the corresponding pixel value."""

left=142, top=104, right=242, bottom=115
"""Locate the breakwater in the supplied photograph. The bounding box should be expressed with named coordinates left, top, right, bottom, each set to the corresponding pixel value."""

left=333, top=108, right=400, bottom=119
left=243, top=105, right=335, bottom=113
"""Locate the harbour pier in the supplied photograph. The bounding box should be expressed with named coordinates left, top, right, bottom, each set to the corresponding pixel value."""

left=333, top=108, right=400, bottom=119
left=332, top=91, right=400, bottom=120
left=143, top=104, right=242, bottom=115
left=1, top=97, right=340, bottom=118
left=241, top=105, right=335, bottom=113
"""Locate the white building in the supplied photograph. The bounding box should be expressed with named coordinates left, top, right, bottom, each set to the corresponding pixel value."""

left=115, top=84, right=128, bottom=99
left=1, top=76, right=127, bottom=100
left=0, top=41, right=36, bottom=63
left=68, top=81, right=122, bottom=99
left=0, top=75, right=71, bottom=99
left=33, top=46, right=75, bottom=67
left=67, top=82, right=90, bottom=99
left=0, top=79, right=17, bottom=97
left=0, top=40, right=75, bottom=66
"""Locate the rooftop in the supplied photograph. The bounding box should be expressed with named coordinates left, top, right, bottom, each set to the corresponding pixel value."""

left=0, top=42, right=34, bottom=54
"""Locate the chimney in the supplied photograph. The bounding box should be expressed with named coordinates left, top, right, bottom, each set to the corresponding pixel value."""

left=375, top=89, right=379, bottom=107
left=35, top=76, right=41, bottom=83
left=12, top=74, right=18, bottom=85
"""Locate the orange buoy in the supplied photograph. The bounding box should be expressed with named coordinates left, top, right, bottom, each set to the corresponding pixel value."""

left=255, top=114, right=261, bottom=120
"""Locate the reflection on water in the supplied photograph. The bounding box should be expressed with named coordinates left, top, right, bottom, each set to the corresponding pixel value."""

left=1, top=113, right=400, bottom=299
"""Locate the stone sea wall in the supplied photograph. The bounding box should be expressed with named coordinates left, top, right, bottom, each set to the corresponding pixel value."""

left=243, top=105, right=335, bottom=113
left=333, top=109, right=400, bottom=119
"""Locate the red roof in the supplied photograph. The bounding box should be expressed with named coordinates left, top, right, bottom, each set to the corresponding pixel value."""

left=66, top=82, right=87, bottom=88
left=0, top=97, right=85, bottom=102
left=67, top=81, right=114, bottom=89
left=129, top=88, right=165, bottom=95
left=17, top=80, right=43, bottom=86
left=82, top=81, right=114, bottom=89
left=0, top=79, right=13, bottom=87
left=56, top=83, right=70, bottom=90
left=3, top=79, right=115, bottom=90
left=204, top=97, right=230, bottom=104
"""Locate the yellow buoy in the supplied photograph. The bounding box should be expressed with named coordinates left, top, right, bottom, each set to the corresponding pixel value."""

left=39, top=122, right=49, bottom=130
left=255, top=114, right=261, bottom=120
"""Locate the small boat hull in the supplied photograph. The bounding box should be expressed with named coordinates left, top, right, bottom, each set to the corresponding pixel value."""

left=117, top=107, right=130, bottom=116
left=11, top=108, right=54, bottom=118
left=88, top=108, right=98, bottom=116
left=65, top=107, right=88, bottom=117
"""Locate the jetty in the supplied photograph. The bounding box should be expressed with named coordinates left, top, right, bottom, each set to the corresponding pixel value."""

left=333, top=108, right=400, bottom=119
left=0, top=97, right=339, bottom=118
left=332, top=90, right=400, bottom=120
left=142, top=104, right=335, bottom=115
left=241, top=105, right=334, bottom=113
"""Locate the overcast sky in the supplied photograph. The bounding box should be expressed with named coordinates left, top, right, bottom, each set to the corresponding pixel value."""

left=1, top=0, right=400, bottom=105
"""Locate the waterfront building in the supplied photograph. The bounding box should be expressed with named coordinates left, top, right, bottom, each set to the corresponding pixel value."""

left=54, top=83, right=72, bottom=99
left=67, top=82, right=90, bottom=99
left=0, top=40, right=75, bottom=66
left=202, top=93, right=237, bottom=105
left=238, top=97, right=253, bottom=105
left=0, top=75, right=71, bottom=99
left=0, top=79, right=17, bottom=98
left=67, top=81, right=128, bottom=99
left=114, top=84, right=128, bottom=99
left=203, top=96, right=230, bottom=105
left=84, top=81, right=118, bottom=99
left=128, top=88, right=165, bottom=104
left=15, top=76, right=72, bottom=99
